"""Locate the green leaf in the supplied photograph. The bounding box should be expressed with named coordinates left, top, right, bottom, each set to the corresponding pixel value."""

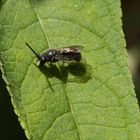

left=0, top=0, right=140, bottom=140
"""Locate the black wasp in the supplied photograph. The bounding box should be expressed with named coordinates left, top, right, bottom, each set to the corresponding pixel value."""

left=25, top=42, right=82, bottom=66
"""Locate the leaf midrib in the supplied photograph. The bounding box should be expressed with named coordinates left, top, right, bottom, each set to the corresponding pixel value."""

left=29, top=1, right=83, bottom=139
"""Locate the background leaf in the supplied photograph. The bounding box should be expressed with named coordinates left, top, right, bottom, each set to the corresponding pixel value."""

left=0, top=0, right=140, bottom=140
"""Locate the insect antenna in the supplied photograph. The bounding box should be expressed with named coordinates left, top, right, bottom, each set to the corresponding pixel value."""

left=25, top=42, right=40, bottom=59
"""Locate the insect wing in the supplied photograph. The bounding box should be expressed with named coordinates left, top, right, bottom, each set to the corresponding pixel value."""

left=62, top=45, right=84, bottom=51
left=59, top=46, right=82, bottom=62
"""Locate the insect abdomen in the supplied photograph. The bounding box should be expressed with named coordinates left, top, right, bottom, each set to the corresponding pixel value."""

left=61, top=51, right=81, bottom=62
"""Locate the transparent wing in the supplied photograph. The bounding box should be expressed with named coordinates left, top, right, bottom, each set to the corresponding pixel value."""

left=53, top=45, right=84, bottom=52
left=62, top=45, right=84, bottom=51
left=55, top=54, right=72, bottom=61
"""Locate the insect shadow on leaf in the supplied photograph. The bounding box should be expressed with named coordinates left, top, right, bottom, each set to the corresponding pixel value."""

left=37, top=61, right=92, bottom=84
left=66, top=62, right=92, bottom=83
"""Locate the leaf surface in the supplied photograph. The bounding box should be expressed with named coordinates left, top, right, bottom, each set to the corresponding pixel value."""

left=0, top=0, right=140, bottom=140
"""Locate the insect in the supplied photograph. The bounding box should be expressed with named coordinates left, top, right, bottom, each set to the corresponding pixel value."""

left=25, top=42, right=82, bottom=66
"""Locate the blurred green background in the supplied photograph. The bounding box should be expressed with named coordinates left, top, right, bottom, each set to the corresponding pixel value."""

left=0, top=0, right=140, bottom=139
